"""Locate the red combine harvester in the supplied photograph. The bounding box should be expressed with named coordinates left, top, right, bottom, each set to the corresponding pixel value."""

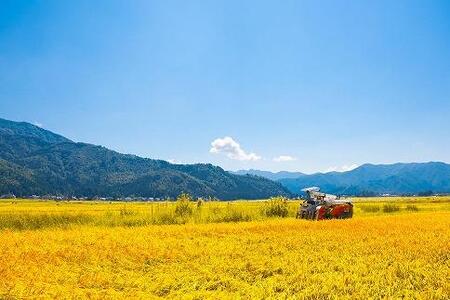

left=296, top=187, right=353, bottom=220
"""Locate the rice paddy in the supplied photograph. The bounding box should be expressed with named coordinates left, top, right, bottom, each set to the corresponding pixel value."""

left=0, top=196, right=449, bottom=299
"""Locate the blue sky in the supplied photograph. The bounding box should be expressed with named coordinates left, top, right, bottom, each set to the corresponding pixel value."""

left=1, top=0, right=449, bottom=173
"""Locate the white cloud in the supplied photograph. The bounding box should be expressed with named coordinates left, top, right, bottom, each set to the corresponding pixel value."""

left=325, top=164, right=358, bottom=173
left=167, top=159, right=176, bottom=164
left=273, top=155, right=297, bottom=162
left=210, top=136, right=261, bottom=161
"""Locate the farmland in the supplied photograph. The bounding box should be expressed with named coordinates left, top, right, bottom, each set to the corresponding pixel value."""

left=1, top=197, right=449, bottom=299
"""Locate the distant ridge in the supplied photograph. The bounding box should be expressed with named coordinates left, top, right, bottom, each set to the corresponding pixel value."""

left=233, top=169, right=305, bottom=181
left=0, top=118, right=290, bottom=199
left=255, top=162, right=450, bottom=196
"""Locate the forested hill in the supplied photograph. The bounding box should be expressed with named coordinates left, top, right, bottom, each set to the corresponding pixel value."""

left=0, top=118, right=290, bottom=199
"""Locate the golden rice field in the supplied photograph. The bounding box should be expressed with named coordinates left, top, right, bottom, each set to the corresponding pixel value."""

left=0, top=197, right=449, bottom=299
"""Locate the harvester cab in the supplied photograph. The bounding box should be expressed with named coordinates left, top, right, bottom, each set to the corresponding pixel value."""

left=296, top=187, right=353, bottom=220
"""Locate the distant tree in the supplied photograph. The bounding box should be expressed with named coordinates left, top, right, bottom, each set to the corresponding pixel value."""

left=174, top=193, right=193, bottom=217
left=357, top=190, right=377, bottom=197
left=262, top=197, right=289, bottom=217
left=418, top=190, right=433, bottom=196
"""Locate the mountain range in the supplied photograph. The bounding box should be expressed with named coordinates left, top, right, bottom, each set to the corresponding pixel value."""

left=237, top=163, right=450, bottom=196
left=2, top=117, right=449, bottom=199
left=0, top=118, right=290, bottom=199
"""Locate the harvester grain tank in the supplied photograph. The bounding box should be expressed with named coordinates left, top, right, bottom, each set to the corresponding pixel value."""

left=296, top=187, right=353, bottom=220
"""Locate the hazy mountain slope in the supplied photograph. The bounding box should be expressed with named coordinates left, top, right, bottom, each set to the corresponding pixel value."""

left=233, top=169, right=305, bottom=181
left=0, top=118, right=290, bottom=199
left=279, top=162, right=450, bottom=195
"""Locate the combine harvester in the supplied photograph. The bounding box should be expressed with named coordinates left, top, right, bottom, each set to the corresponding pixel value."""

left=296, top=187, right=353, bottom=220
